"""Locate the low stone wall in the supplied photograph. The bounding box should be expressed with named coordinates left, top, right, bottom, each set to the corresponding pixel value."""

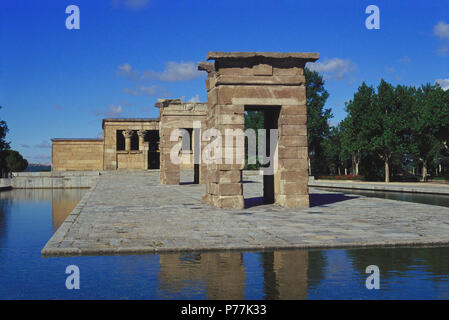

left=310, top=180, right=449, bottom=195
left=9, top=171, right=101, bottom=189
left=0, top=178, right=12, bottom=190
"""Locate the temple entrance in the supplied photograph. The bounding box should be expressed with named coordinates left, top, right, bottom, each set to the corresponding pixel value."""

left=199, top=52, right=316, bottom=209
left=157, top=99, right=207, bottom=185
left=243, top=107, right=280, bottom=207
left=146, top=130, right=160, bottom=169
left=180, top=128, right=200, bottom=184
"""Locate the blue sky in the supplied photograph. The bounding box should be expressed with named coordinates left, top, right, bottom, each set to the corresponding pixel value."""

left=1, top=0, right=448, bottom=164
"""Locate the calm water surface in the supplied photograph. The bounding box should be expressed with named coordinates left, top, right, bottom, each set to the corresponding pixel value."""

left=0, top=189, right=448, bottom=299
left=316, top=187, right=449, bottom=208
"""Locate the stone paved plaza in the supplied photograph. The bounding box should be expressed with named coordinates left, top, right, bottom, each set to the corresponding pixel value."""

left=42, top=171, right=449, bottom=256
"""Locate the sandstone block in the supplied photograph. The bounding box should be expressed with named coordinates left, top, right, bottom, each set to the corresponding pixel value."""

left=212, top=195, right=244, bottom=209
left=209, top=170, right=242, bottom=183
left=278, top=159, right=308, bottom=171
left=209, top=182, right=242, bottom=196
left=160, top=171, right=179, bottom=185
left=216, top=114, right=245, bottom=125
left=253, top=64, right=273, bottom=76
left=276, top=195, right=309, bottom=208
left=279, top=170, right=308, bottom=182
left=278, top=146, right=308, bottom=159
left=280, top=105, right=307, bottom=115
left=280, top=124, right=307, bottom=136
left=278, top=135, right=308, bottom=147
left=278, top=182, right=308, bottom=195
left=279, top=114, right=307, bottom=125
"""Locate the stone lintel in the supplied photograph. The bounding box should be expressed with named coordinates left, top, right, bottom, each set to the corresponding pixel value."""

left=102, top=118, right=159, bottom=129
left=155, top=99, right=207, bottom=110
left=155, top=98, right=183, bottom=109
left=198, top=61, right=215, bottom=73
left=215, top=75, right=306, bottom=86
left=207, top=51, right=319, bottom=62
left=51, top=138, right=103, bottom=142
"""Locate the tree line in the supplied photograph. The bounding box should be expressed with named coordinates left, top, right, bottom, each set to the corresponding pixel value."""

left=245, top=70, right=449, bottom=182
left=0, top=106, right=28, bottom=176
left=323, top=80, right=449, bottom=182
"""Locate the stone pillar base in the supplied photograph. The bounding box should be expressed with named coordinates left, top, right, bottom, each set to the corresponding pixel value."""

left=202, top=193, right=212, bottom=205
left=160, top=171, right=180, bottom=185
left=276, top=194, right=309, bottom=208
left=211, top=195, right=244, bottom=209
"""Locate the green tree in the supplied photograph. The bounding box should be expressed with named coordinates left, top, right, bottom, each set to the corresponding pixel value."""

left=409, top=84, right=449, bottom=181
left=0, top=106, right=10, bottom=151
left=0, top=150, right=28, bottom=173
left=304, top=68, right=332, bottom=175
left=244, top=111, right=264, bottom=169
left=341, top=82, right=377, bottom=176
left=368, top=80, right=411, bottom=182
left=323, top=125, right=342, bottom=175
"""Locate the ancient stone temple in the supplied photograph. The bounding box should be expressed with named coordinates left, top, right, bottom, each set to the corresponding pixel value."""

left=51, top=51, right=318, bottom=209
left=198, top=52, right=318, bottom=208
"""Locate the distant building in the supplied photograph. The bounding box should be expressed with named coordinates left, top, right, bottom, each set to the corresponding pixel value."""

left=51, top=100, right=206, bottom=172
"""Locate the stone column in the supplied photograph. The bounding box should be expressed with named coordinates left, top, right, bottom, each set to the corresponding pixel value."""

left=137, top=130, right=147, bottom=151
left=122, top=130, right=133, bottom=151
left=199, top=63, right=245, bottom=209
left=159, top=127, right=181, bottom=184
left=276, top=103, right=309, bottom=208
left=211, top=106, right=245, bottom=208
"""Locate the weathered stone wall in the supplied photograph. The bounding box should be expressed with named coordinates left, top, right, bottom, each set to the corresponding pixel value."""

left=0, top=178, right=12, bottom=190
left=116, top=151, right=147, bottom=170
left=202, top=67, right=245, bottom=208
left=10, top=171, right=99, bottom=189
left=52, top=139, right=104, bottom=171
left=156, top=99, right=207, bottom=184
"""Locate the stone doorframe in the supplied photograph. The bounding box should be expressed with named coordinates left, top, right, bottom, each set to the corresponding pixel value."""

left=198, top=52, right=319, bottom=209
left=156, top=99, right=207, bottom=185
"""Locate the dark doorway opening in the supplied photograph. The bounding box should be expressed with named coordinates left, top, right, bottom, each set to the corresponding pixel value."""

left=130, top=131, right=139, bottom=150
left=244, top=106, right=280, bottom=207
left=116, top=130, right=125, bottom=150
left=180, top=128, right=200, bottom=185
left=145, top=130, right=160, bottom=169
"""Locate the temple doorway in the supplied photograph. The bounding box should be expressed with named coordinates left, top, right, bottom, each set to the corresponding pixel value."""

left=146, top=130, right=160, bottom=169
left=243, top=107, right=280, bottom=207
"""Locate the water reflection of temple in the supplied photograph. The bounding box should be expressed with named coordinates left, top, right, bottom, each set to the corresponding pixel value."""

left=263, top=251, right=308, bottom=299
left=0, top=189, right=87, bottom=243
left=159, top=252, right=246, bottom=299
left=159, top=251, right=309, bottom=299
left=1, top=189, right=88, bottom=231
left=51, top=189, right=86, bottom=230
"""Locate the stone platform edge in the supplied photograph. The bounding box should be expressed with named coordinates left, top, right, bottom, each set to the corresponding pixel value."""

left=42, top=238, right=449, bottom=257
left=310, top=180, right=449, bottom=195
left=41, top=181, right=98, bottom=256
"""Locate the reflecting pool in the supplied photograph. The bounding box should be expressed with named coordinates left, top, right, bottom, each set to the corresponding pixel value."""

left=315, top=187, right=449, bottom=208
left=0, top=189, right=448, bottom=299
